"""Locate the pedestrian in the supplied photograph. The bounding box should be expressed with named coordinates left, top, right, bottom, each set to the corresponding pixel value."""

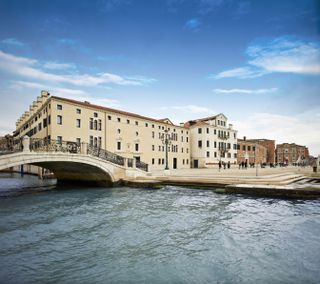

left=219, top=161, right=221, bottom=170
left=228, top=161, right=230, bottom=169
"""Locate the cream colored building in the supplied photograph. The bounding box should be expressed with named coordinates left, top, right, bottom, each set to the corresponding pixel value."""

left=185, top=114, right=238, bottom=168
left=14, top=91, right=191, bottom=171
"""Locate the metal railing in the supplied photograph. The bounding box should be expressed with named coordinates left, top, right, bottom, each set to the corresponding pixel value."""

left=30, top=138, right=81, bottom=154
left=0, top=136, right=149, bottom=171
left=0, top=138, right=23, bottom=155
left=87, top=144, right=125, bottom=167
left=136, top=160, right=148, bottom=172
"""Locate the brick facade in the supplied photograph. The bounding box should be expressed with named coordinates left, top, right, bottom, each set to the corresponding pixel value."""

left=276, top=143, right=309, bottom=164
left=237, top=138, right=267, bottom=164
left=247, top=139, right=275, bottom=164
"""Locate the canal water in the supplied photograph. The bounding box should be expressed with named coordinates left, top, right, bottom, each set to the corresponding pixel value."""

left=0, top=173, right=319, bottom=284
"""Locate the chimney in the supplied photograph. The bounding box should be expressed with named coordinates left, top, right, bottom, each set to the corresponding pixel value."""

left=180, top=122, right=184, bottom=127
left=41, top=90, right=50, bottom=98
left=243, top=136, right=246, bottom=141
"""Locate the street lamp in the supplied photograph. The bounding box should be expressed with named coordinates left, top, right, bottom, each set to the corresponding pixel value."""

left=161, top=127, right=172, bottom=170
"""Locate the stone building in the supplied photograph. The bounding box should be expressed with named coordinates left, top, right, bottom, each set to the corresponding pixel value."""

left=237, top=137, right=267, bottom=165
left=246, top=138, right=275, bottom=164
left=13, top=91, right=191, bottom=171
left=184, top=113, right=238, bottom=168
left=276, top=143, right=309, bottom=165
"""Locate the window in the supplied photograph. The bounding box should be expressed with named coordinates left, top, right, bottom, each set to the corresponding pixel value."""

left=98, top=119, right=102, bottom=131
left=234, top=133, right=237, bottom=139
left=228, top=153, right=231, bottom=158
left=242, top=145, right=246, bottom=151
left=57, top=115, right=62, bottom=125
left=198, top=140, right=202, bottom=148
left=214, top=141, right=217, bottom=148
left=94, top=112, right=98, bottom=118
left=152, top=131, right=155, bottom=138
left=145, top=123, right=148, bottom=127
left=108, top=115, right=111, bottom=120
left=117, top=129, right=121, bottom=134
left=159, top=146, right=161, bottom=151
left=94, top=120, right=97, bottom=130
left=152, top=145, right=155, bottom=151
left=198, top=128, right=202, bottom=134
left=48, top=115, right=51, bottom=125
left=207, top=140, right=210, bottom=147
left=181, top=136, right=184, bottom=142
left=227, top=143, right=230, bottom=149
left=253, top=146, right=256, bottom=151
left=162, top=159, right=164, bottom=165
left=43, top=118, right=47, bottom=128
left=234, top=153, right=237, bottom=158
left=207, top=151, right=210, bottom=158
left=183, top=159, right=185, bottom=165
left=214, top=152, right=217, bottom=158
left=135, top=143, right=139, bottom=152
left=90, top=118, right=93, bottom=129
left=117, top=117, right=121, bottom=122
left=136, top=131, right=139, bottom=136
left=248, top=146, right=251, bottom=151
left=57, top=104, right=62, bottom=110
left=152, top=158, right=155, bottom=165
left=214, top=129, right=216, bottom=135
left=76, top=138, right=81, bottom=145
left=135, top=121, right=139, bottom=126
left=206, top=128, right=209, bottom=134
left=158, top=158, right=161, bottom=165
left=187, top=148, right=189, bottom=153
left=94, top=137, right=97, bottom=147
left=76, top=108, right=81, bottom=114
left=218, top=120, right=220, bottom=125
left=76, top=119, right=81, bottom=128
left=38, top=122, right=42, bottom=131
left=186, top=159, right=189, bottom=165
left=127, top=119, right=130, bottom=124
left=90, top=136, right=93, bottom=146
left=186, top=137, right=189, bottom=142
left=117, top=141, right=121, bottom=150
left=152, top=124, right=154, bottom=128
left=57, top=136, right=62, bottom=144
left=98, top=137, right=102, bottom=147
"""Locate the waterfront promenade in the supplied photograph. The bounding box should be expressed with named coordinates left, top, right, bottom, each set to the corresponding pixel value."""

left=129, top=166, right=320, bottom=198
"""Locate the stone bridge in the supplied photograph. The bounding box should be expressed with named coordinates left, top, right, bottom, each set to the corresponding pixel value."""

left=0, top=136, right=149, bottom=186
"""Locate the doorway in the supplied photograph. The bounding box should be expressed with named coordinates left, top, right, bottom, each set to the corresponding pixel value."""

left=173, top=158, right=177, bottom=169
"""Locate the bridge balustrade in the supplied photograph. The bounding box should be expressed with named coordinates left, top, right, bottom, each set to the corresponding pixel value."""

left=0, top=137, right=149, bottom=172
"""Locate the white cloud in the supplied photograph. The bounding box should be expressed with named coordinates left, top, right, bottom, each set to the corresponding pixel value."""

left=233, top=110, right=320, bottom=155
left=0, top=50, right=156, bottom=87
left=161, top=104, right=214, bottom=114
left=214, top=37, right=320, bottom=79
left=1, top=38, right=27, bottom=47
left=43, top=61, right=76, bottom=70
left=213, top=67, right=267, bottom=79
left=213, top=87, right=278, bottom=94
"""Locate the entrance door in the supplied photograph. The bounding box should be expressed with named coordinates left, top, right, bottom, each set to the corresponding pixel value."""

left=173, top=158, right=177, bottom=169
left=194, top=160, right=198, bottom=168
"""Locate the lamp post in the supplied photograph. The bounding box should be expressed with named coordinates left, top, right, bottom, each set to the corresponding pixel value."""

left=161, top=127, right=172, bottom=170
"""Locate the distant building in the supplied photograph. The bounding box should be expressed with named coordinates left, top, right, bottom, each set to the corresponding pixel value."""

left=237, top=137, right=267, bottom=165
left=276, top=143, right=309, bottom=165
left=246, top=138, right=275, bottom=164
left=184, top=113, right=238, bottom=168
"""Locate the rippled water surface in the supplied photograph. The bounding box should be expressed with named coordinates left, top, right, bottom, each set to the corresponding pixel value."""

left=0, top=173, right=320, bottom=284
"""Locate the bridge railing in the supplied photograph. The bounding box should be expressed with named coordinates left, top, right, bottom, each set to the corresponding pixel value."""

left=87, top=144, right=125, bottom=167
left=30, top=138, right=81, bottom=154
left=0, top=137, right=23, bottom=155
left=1, top=136, right=149, bottom=172
left=136, top=160, right=148, bottom=172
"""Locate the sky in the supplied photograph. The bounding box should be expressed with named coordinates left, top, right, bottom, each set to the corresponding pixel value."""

left=0, top=0, right=319, bottom=155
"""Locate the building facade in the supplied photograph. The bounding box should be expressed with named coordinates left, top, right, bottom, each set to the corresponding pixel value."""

left=14, top=91, right=191, bottom=171
left=185, top=113, right=238, bottom=168
left=276, top=143, right=309, bottom=165
left=237, top=137, right=267, bottom=165
left=246, top=138, right=275, bottom=164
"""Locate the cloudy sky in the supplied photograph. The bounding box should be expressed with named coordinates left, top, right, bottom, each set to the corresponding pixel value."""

left=0, top=0, right=319, bottom=155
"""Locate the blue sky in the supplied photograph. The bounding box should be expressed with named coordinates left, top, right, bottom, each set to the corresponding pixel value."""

left=0, top=0, right=319, bottom=154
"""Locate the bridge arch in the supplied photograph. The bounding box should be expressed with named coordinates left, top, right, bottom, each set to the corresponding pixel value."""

left=0, top=152, right=126, bottom=186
